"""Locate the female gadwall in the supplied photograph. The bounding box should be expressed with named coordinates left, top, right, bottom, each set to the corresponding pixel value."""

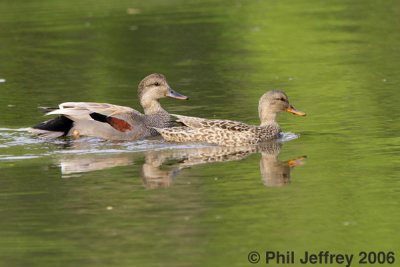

left=29, top=73, right=188, bottom=140
left=155, top=90, right=305, bottom=146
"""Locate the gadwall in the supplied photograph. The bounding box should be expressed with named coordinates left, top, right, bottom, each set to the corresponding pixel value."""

left=29, top=73, right=188, bottom=140
left=155, top=90, right=305, bottom=146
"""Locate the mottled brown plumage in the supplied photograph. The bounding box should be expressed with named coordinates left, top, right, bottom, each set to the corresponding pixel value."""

left=155, top=90, right=305, bottom=146
left=29, top=73, right=188, bottom=140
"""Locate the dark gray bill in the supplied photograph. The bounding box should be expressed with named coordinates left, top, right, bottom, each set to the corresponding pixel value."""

left=165, top=88, right=189, bottom=100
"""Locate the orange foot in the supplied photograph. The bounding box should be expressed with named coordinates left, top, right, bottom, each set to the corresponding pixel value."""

left=73, top=130, right=80, bottom=139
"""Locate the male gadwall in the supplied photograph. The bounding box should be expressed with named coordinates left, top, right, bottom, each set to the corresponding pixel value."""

left=155, top=90, right=305, bottom=146
left=29, top=73, right=188, bottom=140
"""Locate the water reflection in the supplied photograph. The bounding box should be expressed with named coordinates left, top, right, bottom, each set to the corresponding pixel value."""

left=58, top=141, right=306, bottom=188
left=141, top=151, right=174, bottom=189
left=259, top=147, right=306, bottom=187
left=61, top=154, right=135, bottom=177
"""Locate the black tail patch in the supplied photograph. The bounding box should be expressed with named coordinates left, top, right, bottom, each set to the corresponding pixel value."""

left=32, top=116, right=74, bottom=136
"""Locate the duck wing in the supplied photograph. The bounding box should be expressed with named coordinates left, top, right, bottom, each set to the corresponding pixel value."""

left=155, top=114, right=258, bottom=146
left=47, top=102, right=144, bottom=133
left=171, top=114, right=251, bottom=131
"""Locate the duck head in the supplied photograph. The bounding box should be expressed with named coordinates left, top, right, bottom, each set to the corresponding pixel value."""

left=138, top=73, right=188, bottom=114
left=258, top=90, right=306, bottom=125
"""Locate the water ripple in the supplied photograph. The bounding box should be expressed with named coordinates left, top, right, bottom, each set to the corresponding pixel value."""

left=0, top=128, right=300, bottom=161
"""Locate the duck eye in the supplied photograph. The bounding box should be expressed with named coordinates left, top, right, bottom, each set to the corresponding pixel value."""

left=280, top=97, right=286, bottom=101
left=154, top=82, right=160, bottom=86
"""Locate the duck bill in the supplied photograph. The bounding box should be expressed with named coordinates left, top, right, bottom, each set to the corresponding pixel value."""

left=287, top=155, right=307, bottom=167
left=165, top=88, right=189, bottom=100
left=286, top=105, right=306, bottom=116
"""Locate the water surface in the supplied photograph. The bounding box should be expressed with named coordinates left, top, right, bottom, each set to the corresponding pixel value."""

left=0, top=0, right=399, bottom=266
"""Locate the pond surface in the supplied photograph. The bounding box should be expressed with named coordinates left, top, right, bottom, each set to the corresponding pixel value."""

left=0, top=0, right=399, bottom=266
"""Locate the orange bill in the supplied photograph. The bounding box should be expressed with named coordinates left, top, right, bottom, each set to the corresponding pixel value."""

left=287, top=156, right=307, bottom=167
left=286, top=105, right=306, bottom=116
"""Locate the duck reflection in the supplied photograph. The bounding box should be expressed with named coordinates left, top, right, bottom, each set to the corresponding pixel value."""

left=140, top=151, right=175, bottom=189
left=61, top=154, right=134, bottom=176
left=258, top=142, right=306, bottom=186
left=58, top=141, right=305, bottom=188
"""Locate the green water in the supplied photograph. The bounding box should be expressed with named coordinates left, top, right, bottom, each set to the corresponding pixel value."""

left=0, top=0, right=399, bottom=266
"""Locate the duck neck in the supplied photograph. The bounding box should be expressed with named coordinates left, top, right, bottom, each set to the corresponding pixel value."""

left=259, top=108, right=278, bottom=126
left=141, top=99, right=167, bottom=115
